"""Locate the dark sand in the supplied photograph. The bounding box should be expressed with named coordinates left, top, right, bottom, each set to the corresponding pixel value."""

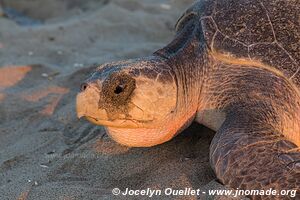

left=0, top=1, right=245, bottom=199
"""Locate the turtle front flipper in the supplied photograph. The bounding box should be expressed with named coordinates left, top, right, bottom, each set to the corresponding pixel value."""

left=210, top=112, right=300, bottom=200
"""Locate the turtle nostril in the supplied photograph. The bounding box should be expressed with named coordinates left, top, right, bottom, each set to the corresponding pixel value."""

left=80, top=83, right=88, bottom=92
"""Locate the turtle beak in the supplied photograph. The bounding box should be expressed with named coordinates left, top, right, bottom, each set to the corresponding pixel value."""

left=76, top=82, right=96, bottom=119
left=76, top=82, right=89, bottom=118
left=76, top=92, right=87, bottom=119
left=76, top=81, right=110, bottom=123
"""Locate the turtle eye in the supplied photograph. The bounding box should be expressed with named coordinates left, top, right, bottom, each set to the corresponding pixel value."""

left=114, top=84, right=125, bottom=94
left=102, top=72, right=136, bottom=106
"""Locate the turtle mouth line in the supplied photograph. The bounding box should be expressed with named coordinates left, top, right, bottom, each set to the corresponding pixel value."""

left=84, top=115, right=154, bottom=129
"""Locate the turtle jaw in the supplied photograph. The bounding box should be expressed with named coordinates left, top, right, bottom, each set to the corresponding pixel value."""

left=105, top=126, right=178, bottom=147
left=85, top=116, right=144, bottom=129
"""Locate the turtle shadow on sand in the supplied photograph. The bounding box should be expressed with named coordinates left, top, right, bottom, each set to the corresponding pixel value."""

left=45, top=120, right=223, bottom=199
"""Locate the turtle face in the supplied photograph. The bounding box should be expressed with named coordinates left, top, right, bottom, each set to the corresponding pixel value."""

left=76, top=57, right=179, bottom=147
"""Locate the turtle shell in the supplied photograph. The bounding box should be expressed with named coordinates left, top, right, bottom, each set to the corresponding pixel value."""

left=177, top=0, right=300, bottom=85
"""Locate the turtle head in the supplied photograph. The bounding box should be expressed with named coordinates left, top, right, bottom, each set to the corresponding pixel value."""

left=76, top=9, right=204, bottom=147
left=76, top=57, right=184, bottom=147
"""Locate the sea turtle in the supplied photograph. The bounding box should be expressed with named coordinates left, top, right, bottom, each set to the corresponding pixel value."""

left=76, top=0, right=300, bottom=199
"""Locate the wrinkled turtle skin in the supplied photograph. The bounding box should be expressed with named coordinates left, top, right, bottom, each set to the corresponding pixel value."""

left=77, top=0, right=300, bottom=199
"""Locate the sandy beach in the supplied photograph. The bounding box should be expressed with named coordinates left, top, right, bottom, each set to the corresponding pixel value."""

left=0, top=0, right=245, bottom=199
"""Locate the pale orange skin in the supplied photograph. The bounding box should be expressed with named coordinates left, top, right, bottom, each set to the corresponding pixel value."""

left=77, top=0, right=300, bottom=199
